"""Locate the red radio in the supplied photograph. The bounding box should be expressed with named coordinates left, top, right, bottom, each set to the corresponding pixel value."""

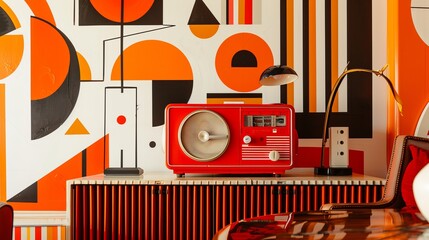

left=165, top=104, right=298, bottom=176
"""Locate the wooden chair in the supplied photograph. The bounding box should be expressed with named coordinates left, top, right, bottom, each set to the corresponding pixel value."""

left=320, top=135, right=429, bottom=210
left=0, top=202, right=13, bottom=240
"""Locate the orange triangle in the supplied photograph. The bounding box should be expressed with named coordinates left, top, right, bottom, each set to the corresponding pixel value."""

left=66, top=118, right=89, bottom=135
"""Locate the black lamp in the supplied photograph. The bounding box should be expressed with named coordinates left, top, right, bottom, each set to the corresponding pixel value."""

left=104, top=0, right=143, bottom=176
left=315, top=64, right=403, bottom=176
left=260, top=65, right=299, bottom=86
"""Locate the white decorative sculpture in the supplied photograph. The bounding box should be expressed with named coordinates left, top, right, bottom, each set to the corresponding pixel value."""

left=413, top=163, right=429, bottom=220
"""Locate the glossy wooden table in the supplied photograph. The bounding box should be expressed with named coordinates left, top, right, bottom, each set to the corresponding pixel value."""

left=214, top=208, right=429, bottom=239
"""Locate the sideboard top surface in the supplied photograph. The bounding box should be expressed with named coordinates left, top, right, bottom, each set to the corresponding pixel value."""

left=67, top=168, right=386, bottom=186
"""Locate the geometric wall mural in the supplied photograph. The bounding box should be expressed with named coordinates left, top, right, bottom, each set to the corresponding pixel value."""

left=2, top=0, right=395, bottom=213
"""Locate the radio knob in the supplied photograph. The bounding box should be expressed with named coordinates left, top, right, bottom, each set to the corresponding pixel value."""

left=269, top=151, right=280, bottom=161
left=243, top=135, right=252, bottom=144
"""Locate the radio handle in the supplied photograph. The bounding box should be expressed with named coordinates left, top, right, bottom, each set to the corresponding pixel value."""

left=198, top=131, right=228, bottom=143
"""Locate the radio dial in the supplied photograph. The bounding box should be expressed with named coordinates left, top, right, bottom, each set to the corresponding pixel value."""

left=269, top=151, right=280, bottom=161
left=243, top=135, right=252, bottom=144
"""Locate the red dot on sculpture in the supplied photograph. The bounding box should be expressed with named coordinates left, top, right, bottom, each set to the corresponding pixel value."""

left=117, top=115, right=126, bottom=125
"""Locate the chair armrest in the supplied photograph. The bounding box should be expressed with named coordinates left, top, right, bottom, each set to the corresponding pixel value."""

left=320, top=199, right=397, bottom=210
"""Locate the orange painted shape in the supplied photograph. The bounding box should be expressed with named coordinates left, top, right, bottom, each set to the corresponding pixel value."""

left=90, top=0, right=154, bottom=23
left=0, top=1, right=20, bottom=29
left=86, top=134, right=107, bottom=175
left=0, top=35, right=24, bottom=80
left=238, top=0, right=245, bottom=24
left=189, top=25, right=219, bottom=39
left=31, top=17, right=70, bottom=100
left=386, top=0, right=399, bottom=163
left=0, top=84, right=5, bottom=201
left=397, top=0, right=429, bottom=136
left=10, top=136, right=107, bottom=210
left=215, top=33, right=273, bottom=92
left=76, top=52, right=92, bottom=80
left=10, top=151, right=82, bottom=210
left=25, top=0, right=55, bottom=25
left=65, top=118, right=89, bottom=135
left=47, top=226, right=58, bottom=240
left=111, top=40, right=193, bottom=80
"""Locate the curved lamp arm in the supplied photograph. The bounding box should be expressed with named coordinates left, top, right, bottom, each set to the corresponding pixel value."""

left=319, top=64, right=403, bottom=170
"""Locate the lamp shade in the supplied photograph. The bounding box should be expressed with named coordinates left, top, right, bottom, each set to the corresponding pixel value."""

left=259, top=65, right=298, bottom=86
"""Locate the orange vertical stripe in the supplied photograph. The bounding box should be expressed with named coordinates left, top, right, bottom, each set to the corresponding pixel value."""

left=0, top=84, right=5, bottom=202
left=238, top=0, right=245, bottom=24
left=61, top=227, right=66, bottom=240
left=47, top=226, right=58, bottom=240
left=309, top=0, right=317, bottom=112
left=386, top=0, right=398, bottom=165
left=228, top=0, right=234, bottom=24
left=331, top=0, right=339, bottom=112
left=26, top=227, right=31, bottom=239
left=287, top=0, right=295, bottom=104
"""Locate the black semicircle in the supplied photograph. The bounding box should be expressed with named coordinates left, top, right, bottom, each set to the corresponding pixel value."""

left=31, top=17, right=81, bottom=140
left=231, top=50, right=257, bottom=67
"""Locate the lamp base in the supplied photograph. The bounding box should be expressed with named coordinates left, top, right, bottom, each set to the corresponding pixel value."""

left=314, top=167, right=352, bottom=176
left=104, top=167, right=144, bottom=176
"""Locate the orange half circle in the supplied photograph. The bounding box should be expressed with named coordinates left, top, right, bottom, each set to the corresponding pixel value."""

left=31, top=17, right=70, bottom=100
left=89, top=0, right=154, bottom=23
left=111, top=40, right=193, bottom=81
left=0, top=35, right=24, bottom=80
left=76, top=52, right=91, bottom=80
left=189, top=25, right=219, bottom=39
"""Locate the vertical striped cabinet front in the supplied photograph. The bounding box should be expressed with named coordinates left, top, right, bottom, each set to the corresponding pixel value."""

left=67, top=171, right=385, bottom=240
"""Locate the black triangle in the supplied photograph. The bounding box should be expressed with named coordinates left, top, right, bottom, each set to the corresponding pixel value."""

left=188, top=0, right=219, bottom=25
left=8, top=182, right=38, bottom=203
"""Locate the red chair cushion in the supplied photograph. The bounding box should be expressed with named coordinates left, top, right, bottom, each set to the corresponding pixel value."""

left=0, top=203, right=13, bottom=240
left=401, top=145, right=429, bottom=208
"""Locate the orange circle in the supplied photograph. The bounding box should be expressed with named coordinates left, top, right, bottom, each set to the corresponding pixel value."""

left=89, top=0, right=154, bottom=23
left=215, top=33, right=273, bottom=92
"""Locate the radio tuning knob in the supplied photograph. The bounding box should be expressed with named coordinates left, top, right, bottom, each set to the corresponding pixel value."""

left=243, top=135, right=252, bottom=144
left=269, top=151, right=280, bottom=161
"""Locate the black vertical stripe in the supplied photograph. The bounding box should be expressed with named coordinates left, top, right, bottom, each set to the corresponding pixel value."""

left=295, top=0, right=374, bottom=139
left=302, top=0, right=310, bottom=112
left=346, top=0, right=373, bottom=137
left=325, top=0, right=332, bottom=104
left=280, top=0, right=287, bottom=103
left=280, top=1, right=287, bottom=65
left=120, top=0, right=124, bottom=92
left=226, top=0, right=230, bottom=24
left=82, top=149, right=87, bottom=177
